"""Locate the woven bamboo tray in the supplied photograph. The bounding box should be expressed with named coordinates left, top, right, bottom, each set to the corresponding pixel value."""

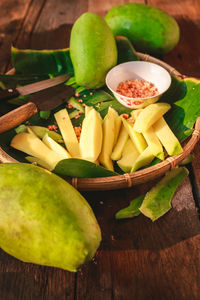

left=0, top=52, right=200, bottom=191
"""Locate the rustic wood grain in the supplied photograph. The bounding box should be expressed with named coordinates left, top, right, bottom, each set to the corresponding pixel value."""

left=30, top=0, right=88, bottom=49
left=0, top=0, right=200, bottom=299
left=0, top=0, right=33, bottom=73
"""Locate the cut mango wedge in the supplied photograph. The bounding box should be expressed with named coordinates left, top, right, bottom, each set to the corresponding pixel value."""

left=79, top=108, right=102, bottom=162
left=54, top=108, right=80, bottom=157
left=121, top=117, right=147, bottom=153
left=117, top=139, right=140, bottom=173
left=134, top=103, right=171, bottom=132
left=153, top=117, right=183, bottom=156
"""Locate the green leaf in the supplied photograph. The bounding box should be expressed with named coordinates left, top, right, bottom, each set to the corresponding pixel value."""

left=80, top=89, right=113, bottom=105
left=115, top=195, right=145, bottom=219
left=116, top=35, right=139, bottom=64
left=161, top=76, right=200, bottom=141
left=11, top=47, right=74, bottom=76
left=53, top=158, right=118, bottom=178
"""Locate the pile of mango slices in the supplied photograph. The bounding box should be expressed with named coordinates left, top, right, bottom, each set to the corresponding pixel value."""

left=10, top=102, right=183, bottom=173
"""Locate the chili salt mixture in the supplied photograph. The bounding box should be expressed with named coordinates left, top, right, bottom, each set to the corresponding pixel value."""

left=116, top=79, right=158, bottom=98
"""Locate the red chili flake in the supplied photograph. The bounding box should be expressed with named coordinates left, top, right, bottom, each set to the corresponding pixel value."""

left=67, top=103, right=73, bottom=109
left=75, top=93, right=80, bottom=97
left=77, top=99, right=83, bottom=103
left=122, top=113, right=129, bottom=119
left=116, top=79, right=158, bottom=99
left=48, top=125, right=58, bottom=131
left=74, top=126, right=82, bottom=141
left=90, top=92, right=93, bottom=95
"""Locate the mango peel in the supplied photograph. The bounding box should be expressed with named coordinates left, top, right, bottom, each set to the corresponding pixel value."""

left=0, top=163, right=101, bottom=271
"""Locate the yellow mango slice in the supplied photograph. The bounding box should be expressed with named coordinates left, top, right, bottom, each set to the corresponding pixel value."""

left=153, top=117, right=183, bottom=156
left=54, top=108, right=80, bottom=157
left=43, top=134, right=71, bottom=159
left=121, top=117, right=147, bottom=153
left=85, top=105, right=93, bottom=116
left=99, top=107, right=116, bottom=171
left=134, top=103, right=171, bottom=132
left=11, top=132, right=63, bottom=170
left=79, top=108, right=102, bottom=162
left=112, top=110, right=122, bottom=146
left=131, top=147, right=155, bottom=172
left=111, top=124, right=129, bottom=161
left=143, top=126, right=164, bottom=160
left=117, top=139, right=140, bottom=173
left=130, top=109, right=143, bottom=120
left=25, top=156, right=52, bottom=170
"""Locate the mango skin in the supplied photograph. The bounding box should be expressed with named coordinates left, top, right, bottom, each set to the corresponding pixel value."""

left=70, top=12, right=117, bottom=88
left=105, top=3, right=180, bottom=55
left=0, top=163, right=101, bottom=272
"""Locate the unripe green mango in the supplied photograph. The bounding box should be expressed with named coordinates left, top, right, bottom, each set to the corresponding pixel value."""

left=105, top=3, right=180, bottom=55
left=70, top=12, right=117, bottom=88
left=0, top=163, right=101, bottom=272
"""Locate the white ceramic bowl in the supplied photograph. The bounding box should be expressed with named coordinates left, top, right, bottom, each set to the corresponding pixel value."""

left=106, top=61, right=171, bottom=109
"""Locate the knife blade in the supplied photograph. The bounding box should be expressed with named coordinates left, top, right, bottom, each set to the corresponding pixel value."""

left=0, top=83, right=75, bottom=134
left=0, top=74, right=72, bottom=101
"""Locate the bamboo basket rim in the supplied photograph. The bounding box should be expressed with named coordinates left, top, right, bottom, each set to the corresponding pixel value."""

left=0, top=52, right=200, bottom=191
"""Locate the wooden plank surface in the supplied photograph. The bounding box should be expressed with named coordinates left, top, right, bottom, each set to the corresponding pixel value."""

left=0, top=0, right=200, bottom=299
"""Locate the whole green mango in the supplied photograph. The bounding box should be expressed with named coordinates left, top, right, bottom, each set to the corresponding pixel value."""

left=0, top=163, right=101, bottom=272
left=70, top=12, right=117, bottom=88
left=105, top=3, right=180, bottom=55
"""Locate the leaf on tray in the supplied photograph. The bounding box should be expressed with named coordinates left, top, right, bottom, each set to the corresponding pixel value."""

left=11, top=47, right=74, bottom=76
left=53, top=158, right=118, bottom=178
left=161, top=76, right=200, bottom=141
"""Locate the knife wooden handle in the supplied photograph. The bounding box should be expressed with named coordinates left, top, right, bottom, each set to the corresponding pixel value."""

left=0, top=102, right=38, bottom=134
left=0, top=88, right=20, bottom=101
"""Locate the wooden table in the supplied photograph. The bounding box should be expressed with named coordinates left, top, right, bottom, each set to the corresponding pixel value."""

left=0, top=0, right=200, bottom=299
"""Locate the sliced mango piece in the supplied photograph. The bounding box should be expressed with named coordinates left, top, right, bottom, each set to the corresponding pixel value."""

left=130, top=109, right=142, bottom=120
left=112, top=110, right=122, bottom=146
left=43, top=134, right=71, bottom=159
left=79, top=108, right=102, bottom=162
left=121, top=117, right=147, bottom=153
left=153, top=117, right=183, bottom=156
left=143, top=126, right=164, bottom=160
left=28, top=126, right=63, bottom=143
left=99, top=107, right=116, bottom=171
left=25, top=156, right=52, bottom=170
left=134, top=103, right=171, bottom=132
left=54, top=108, right=80, bottom=157
left=131, top=147, right=155, bottom=172
left=11, top=132, right=63, bottom=170
left=117, top=139, right=140, bottom=173
left=85, top=105, right=93, bottom=116
left=111, top=124, right=129, bottom=161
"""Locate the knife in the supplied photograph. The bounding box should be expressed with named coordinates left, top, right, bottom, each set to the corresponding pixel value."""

left=0, top=74, right=71, bottom=101
left=0, top=82, right=75, bottom=134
